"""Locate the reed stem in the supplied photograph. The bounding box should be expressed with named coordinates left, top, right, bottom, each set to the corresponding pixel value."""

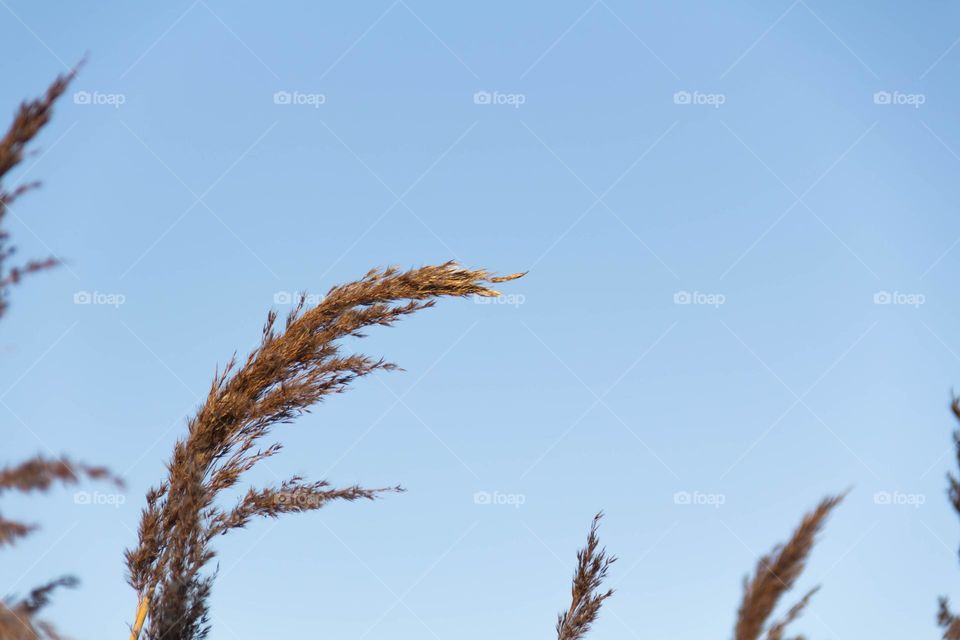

left=129, top=597, right=148, bottom=640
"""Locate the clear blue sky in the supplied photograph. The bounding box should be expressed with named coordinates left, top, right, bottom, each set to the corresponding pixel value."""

left=2, top=2, right=960, bottom=638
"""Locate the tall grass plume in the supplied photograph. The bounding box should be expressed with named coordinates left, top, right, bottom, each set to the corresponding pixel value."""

left=125, top=263, right=523, bottom=639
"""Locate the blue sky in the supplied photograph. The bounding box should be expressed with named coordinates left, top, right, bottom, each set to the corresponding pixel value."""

left=2, top=2, right=960, bottom=638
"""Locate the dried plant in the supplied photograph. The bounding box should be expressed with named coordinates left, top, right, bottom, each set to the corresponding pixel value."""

left=0, top=576, right=77, bottom=640
left=937, top=397, right=960, bottom=639
left=0, top=456, right=121, bottom=548
left=550, top=497, right=838, bottom=640
left=125, top=263, right=523, bottom=640
left=0, top=456, right=122, bottom=639
left=0, top=68, right=122, bottom=640
left=763, top=586, right=818, bottom=640
left=0, top=66, right=77, bottom=320
left=555, top=513, right=615, bottom=640
left=733, top=494, right=843, bottom=640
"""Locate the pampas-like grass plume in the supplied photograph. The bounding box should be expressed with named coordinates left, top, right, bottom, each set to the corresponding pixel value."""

left=556, top=513, right=616, bottom=640
left=0, top=65, right=77, bottom=320
left=0, top=456, right=121, bottom=548
left=0, top=67, right=122, bottom=640
left=125, top=263, right=523, bottom=640
left=0, top=456, right=122, bottom=639
left=733, top=494, right=843, bottom=640
left=0, top=576, right=77, bottom=640
left=937, top=397, right=960, bottom=639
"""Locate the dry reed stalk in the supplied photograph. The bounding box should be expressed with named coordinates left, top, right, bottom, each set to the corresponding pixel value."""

left=555, top=513, right=615, bottom=640
left=0, top=456, right=121, bottom=640
left=764, top=585, right=818, bottom=640
left=125, top=263, right=523, bottom=640
left=0, top=65, right=78, bottom=320
left=0, top=576, right=77, bottom=640
left=733, top=494, right=843, bottom=640
left=0, top=456, right=121, bottom=547
left=0, top=67, right=121, bottom=640
left=937, top=398, right=960, bottom=639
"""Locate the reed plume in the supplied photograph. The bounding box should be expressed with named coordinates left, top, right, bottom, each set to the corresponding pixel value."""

left=0, top=576, right=77, bottom=640
left=0, top=67, right=121, bottom=640
left=0, top=456, right=121, bottom=640
left=0, top=65, right=77, bottom=320
left=125, top=263, right=523, bottom=640
left=0, top=456, right=120, bottom=548
left=733, top=494, right=843, bottom=640
left=555, top=513, right=615, bottom=640
left=937, top=397, right=960, bottom=639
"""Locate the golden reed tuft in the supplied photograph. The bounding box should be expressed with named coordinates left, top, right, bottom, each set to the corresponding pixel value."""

left=0, top=66, right=121, bottom=640
left=124, top=264, right=524, bottom=639
left=550, top=497, right=840, bottom=640
left=937, top=397, right=960, bottom=639
left=556, top=513, right=615, bottom=640
left=0, top=65, right=79, bottom=320
left=0, top=457, right=121, bottom=640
